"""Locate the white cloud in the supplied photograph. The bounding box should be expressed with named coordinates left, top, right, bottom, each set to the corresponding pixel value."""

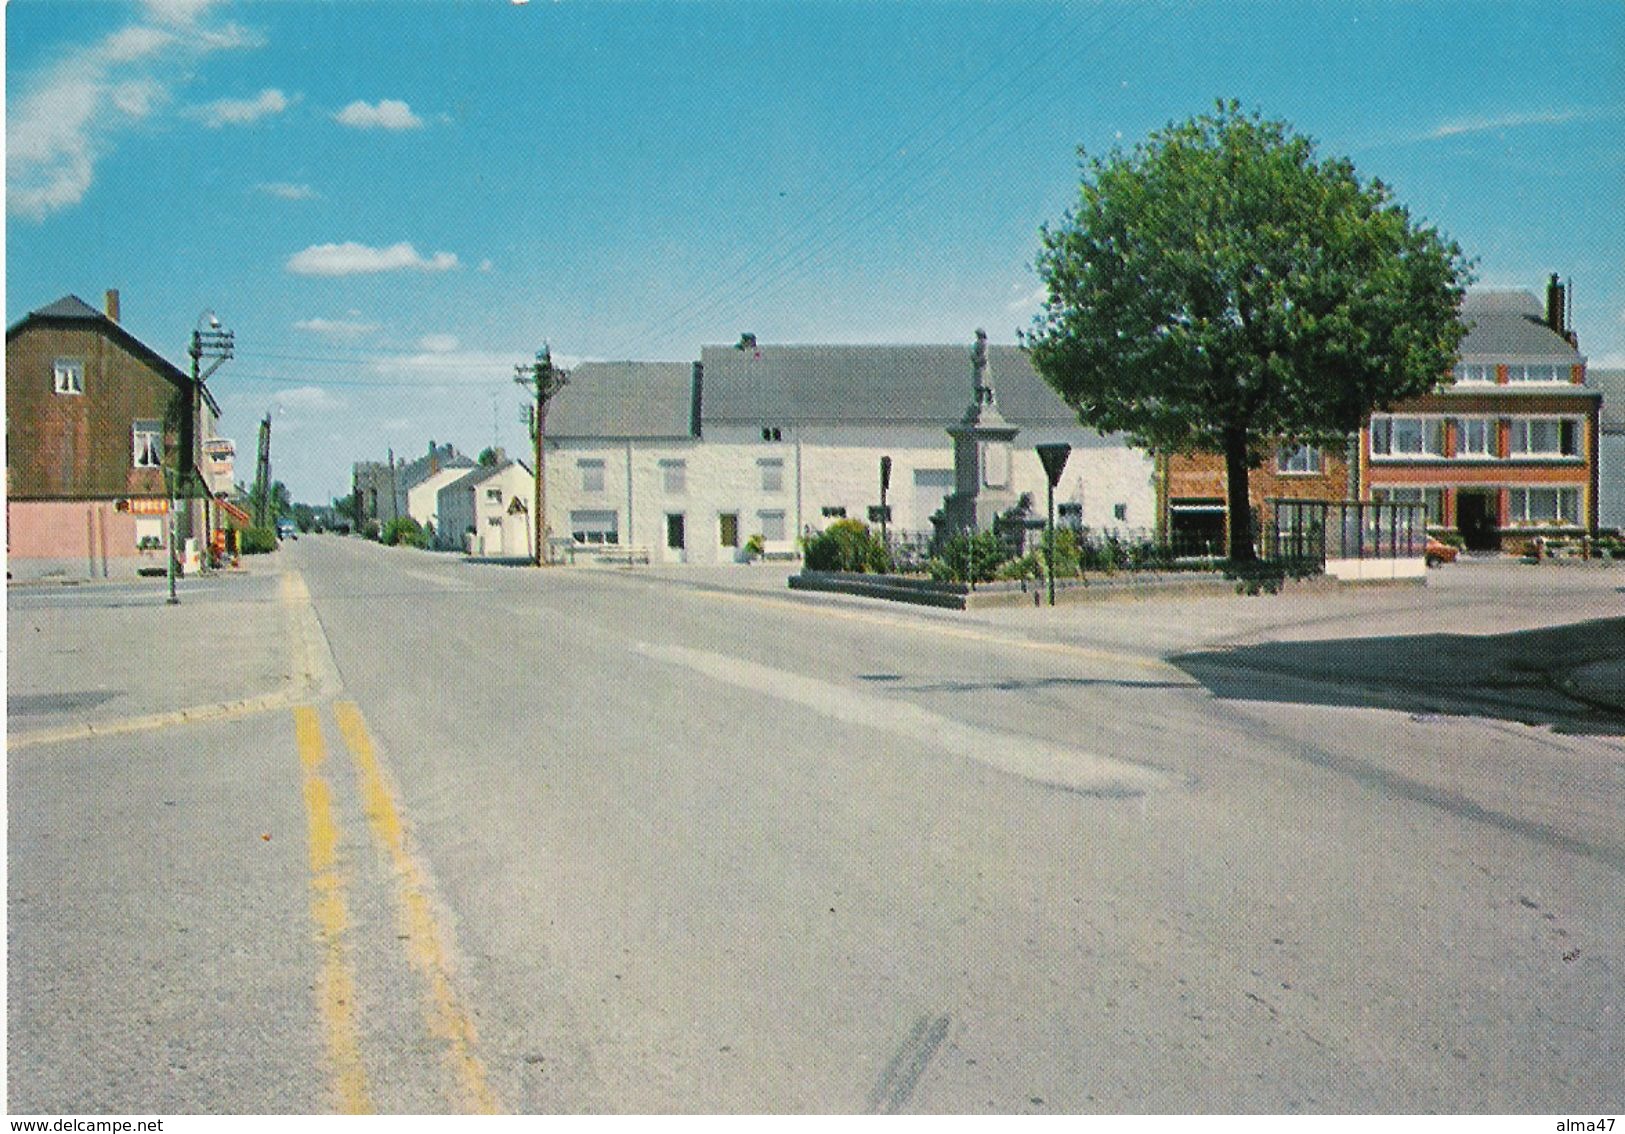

left=479, top=259, right=495, bottom=273
left=295, top=316, right=378, bottom=339
left=1429, top=109, right=1583, bottom=140
left=272, top=385, right=343, bottom=413
left=286, top=241, right=460, bottom=276
left=259, top=181, right=317, bottom=200
left=6, top=5, right=257, bottom=221
left=1005, top=285, right=1048, bottom=312
left=334, top=99, right=423, bottom=131
left=418, top=333, right=460, bottom=354
left=190, top=88, right=291, bottom=127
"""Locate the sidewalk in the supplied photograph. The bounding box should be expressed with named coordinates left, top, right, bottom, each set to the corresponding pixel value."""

left=7, top=556, right=293, bottom=746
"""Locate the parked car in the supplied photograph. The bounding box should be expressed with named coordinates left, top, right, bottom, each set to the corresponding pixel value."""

left=1425, top=536, right=1458, bottom=566
left=276, top=519, right=298, bottom=541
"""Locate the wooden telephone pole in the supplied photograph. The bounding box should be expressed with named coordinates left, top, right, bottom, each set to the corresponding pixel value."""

left=515, top=345, right=568, bottom=565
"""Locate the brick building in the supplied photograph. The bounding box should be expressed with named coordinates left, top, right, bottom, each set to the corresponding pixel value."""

left=1158, top=441, right=1353, bottom=558
left=6, top=292, right=221, bottom=580
left=1154, top=278, right=1602, bottom=556
left=1362, top=279, right=1600, bottom=551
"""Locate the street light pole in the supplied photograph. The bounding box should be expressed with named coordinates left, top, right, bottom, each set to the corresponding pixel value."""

left=186, top=313, right=233, bottom=568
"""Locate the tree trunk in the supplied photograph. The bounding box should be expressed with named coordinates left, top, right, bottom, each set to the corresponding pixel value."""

left=1223, top=428, right=1256, bottom=563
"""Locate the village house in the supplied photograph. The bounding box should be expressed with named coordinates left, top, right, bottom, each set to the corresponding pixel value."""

left=1152, top=278, right=1604, bottom=556
left=433, top=457, right=536, bottom=557
left=544, top=336, right=1156, bottom=565
left=1362, top=279, right=1600, bottom=551
left=6, top=291, right=226, bottom=580
left=1591, top=368, right=1624, bottom=535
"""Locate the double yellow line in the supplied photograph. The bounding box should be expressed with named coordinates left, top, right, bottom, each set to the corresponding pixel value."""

left=293, top=701, right=498, bottom=1114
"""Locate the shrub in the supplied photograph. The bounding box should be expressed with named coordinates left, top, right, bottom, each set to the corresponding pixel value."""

left=381, top=516, right=429, bottom=548
left=928, top=530, right=1009, bottom=583
left=743, top=533, right=765, bottom=560
left=803, top=519, right=891, bottom=574
left=238, top=526, right=277, bottom=555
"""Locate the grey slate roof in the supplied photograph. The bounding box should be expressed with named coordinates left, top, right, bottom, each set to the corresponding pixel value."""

left=1590, top=369, right=1625, bottom=429
left=698, top=342, right=1081, bottom=428
left=30, top=294, right=107, bottom=321
left=547, top=361, right=696, bottom=439
left=1458, top=291, right=1582, bottom=361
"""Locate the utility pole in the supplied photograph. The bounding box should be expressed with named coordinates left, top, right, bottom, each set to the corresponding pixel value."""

left=516, top=345, right=569, bottom=566
left=253, top=414, right=272, bottom=528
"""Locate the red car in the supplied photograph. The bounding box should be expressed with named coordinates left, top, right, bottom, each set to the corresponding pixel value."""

left=1425, top=537, right=1459, bottom=566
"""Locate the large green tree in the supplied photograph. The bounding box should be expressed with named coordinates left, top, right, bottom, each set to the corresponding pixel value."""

left=1026, top=102, right=1471, bottom=561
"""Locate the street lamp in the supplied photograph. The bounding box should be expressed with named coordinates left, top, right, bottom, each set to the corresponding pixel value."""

left=185, top=311, right=233, bottom=568
left=1035, top=443, right=1071, bottom=607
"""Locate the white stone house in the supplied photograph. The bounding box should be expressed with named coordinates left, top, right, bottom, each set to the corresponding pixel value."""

left=409, top=464, right=480, bottom=548
left=544, top=339, right=1155, bottom=566
left=435, top=459, right=536, bottom=557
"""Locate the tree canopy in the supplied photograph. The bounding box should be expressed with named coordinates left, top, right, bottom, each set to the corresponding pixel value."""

left=1025, top=101, right=1471, bottom=559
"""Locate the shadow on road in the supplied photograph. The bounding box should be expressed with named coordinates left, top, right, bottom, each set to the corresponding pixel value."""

left=1171, top=616, right=1625, bottom=736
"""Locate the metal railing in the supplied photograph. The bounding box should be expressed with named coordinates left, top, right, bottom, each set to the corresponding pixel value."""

left=1268, top=499, right=1426, bottom=567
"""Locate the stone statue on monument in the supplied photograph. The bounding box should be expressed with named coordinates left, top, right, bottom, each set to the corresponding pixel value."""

left=972, top=328, right=993, bottom=406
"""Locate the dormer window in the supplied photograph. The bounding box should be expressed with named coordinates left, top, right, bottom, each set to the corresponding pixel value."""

left=1453, top=363, right=1495, bottom=384
left=1506, top=363, right=1566, bottom=383
left=53, top=358, right=84, bottom=395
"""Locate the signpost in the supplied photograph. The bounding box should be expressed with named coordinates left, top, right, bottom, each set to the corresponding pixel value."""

left=1035, top=444, right=1072, bottom=606
left=879, top=456, right=892, bottom=550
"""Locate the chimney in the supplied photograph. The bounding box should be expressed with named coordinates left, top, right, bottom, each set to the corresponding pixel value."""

left=1545, top=274, right=1565, bottom=336
left=428, top=440, right=438, bottom=474
left=104, top=289, right=121, bottom=323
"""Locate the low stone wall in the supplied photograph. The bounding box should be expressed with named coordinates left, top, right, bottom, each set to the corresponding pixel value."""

left=787, top=569, right=1308, bottom=609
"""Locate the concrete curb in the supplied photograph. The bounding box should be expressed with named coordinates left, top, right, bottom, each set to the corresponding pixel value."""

left=7, top=563, right=339, bottom=752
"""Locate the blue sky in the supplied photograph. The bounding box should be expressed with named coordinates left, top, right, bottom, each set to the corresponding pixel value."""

left=7, top=0, right=1623, bottom=504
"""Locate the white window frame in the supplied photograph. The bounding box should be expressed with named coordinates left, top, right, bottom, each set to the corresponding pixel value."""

left=578, top=459, right=605, bottom=493
left=132, top=420, right=163, bottom=468
left=758, top=458, right=784, bottom=493
left=757, top=509, right=786, bottom=542
left=1508, top=417, right=1581, bottom=458
left=1505, top=363, right=1567, bottom=384
left=1371, top=486, right=1444, bottom=526
left=1507, top=487, right=1580, bottom=526
left=1276, top=444, right=1322, bottom=474
left=569, top=509, right=619, bottom=545
left=1370, top=415, right=1446, bottom=459
left=53, top=358, right=84, bottom=395
left=660, top=459, right=686, bottom=494
left=1453, top=363, right=1496, bottom=385
left=1454, top=418, right=1494, bottom=458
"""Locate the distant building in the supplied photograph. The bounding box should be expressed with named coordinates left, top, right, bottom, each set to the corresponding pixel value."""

left=352, top=441, right=472, bottom=530
left=1590, top=368, right=1625, bottom=533
left=545, top=339, right=1155, bottom=565
left=1362, top=279, right=1601, bottom=551
left=434, top=459, right=534, bottom=557
left=6, top=291, right=223, bottom=579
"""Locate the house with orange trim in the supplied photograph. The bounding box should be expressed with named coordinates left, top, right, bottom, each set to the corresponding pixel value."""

left=1154, top=277, right=1602, bottom=557
left=1362, top=278, right=1600, bottom=552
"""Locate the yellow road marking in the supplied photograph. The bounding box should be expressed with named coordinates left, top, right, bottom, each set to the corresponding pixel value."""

left=333, top=701, right=499, bottom=1114
left=294, top=706, right=373, bottom=1115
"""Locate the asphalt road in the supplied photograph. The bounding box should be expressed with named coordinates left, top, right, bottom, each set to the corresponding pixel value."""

left=8, top=537, right=1623, bottom=1113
